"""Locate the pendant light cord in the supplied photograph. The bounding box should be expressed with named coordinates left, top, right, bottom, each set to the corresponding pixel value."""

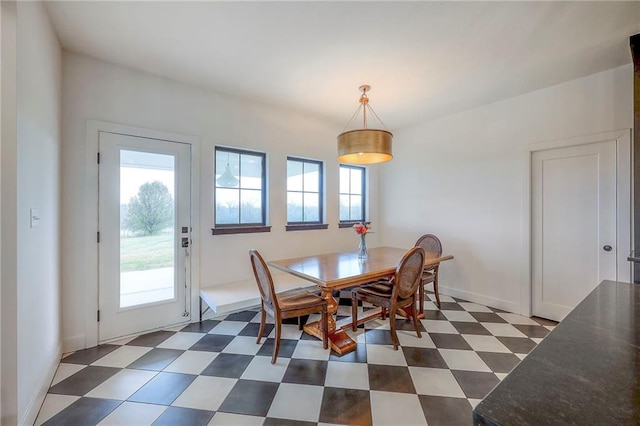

left=340, top=87, right=389, bottom=132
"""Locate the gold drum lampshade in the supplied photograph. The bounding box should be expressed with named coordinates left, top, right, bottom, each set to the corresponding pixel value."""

left=337, top=85, right=393, bottom=164
left=337, top=129, right=393, bottom=164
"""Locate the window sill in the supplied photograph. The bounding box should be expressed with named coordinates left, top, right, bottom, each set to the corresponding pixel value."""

left=338, top=221, right=364, bottom=229
left=211, top=226, right=271, bottom=235
left=286, top=223, right=329, bottom=232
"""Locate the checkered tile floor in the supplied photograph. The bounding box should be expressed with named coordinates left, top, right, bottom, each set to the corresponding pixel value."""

left=36, top=292, right=556, bottom=426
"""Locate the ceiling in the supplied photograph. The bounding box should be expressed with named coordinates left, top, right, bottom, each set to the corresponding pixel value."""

left=45, top=1, right=640, bottom=131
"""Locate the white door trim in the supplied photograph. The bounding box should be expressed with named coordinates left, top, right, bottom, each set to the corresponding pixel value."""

left=520, top=129, right=631, bottom=317
left=85, top=120, right=200, bottom=348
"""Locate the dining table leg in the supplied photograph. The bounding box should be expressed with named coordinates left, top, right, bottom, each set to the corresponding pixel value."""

left=303, top=288, right=357, bottom=355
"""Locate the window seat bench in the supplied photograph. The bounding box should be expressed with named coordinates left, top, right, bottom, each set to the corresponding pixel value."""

left=198, top=273, right=317, bottom=320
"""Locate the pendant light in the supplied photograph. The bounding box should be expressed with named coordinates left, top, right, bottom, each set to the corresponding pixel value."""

left=337, top=85, right=393, bottom=164
left=216, top=154, right=239, bottom=187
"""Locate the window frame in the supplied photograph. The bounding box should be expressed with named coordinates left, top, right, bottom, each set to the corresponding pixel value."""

left=338, top=164, right=366, bottom=227
left=212, top=146, right=269, bottom=235
left=286, top=156, right=326, bottom=231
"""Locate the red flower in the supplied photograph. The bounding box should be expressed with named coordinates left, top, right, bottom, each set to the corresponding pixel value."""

left=353, top=222, right=372, bottom=235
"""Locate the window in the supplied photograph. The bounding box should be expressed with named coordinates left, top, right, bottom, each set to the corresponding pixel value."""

left=339, top=164, right=365, bottom=224
left=213, top=147, right=267, bottom=234
left=286, top=157, right=325, bottom=229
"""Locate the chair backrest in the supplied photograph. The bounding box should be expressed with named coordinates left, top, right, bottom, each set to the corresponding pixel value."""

left=393, top=247, right=426, bottom=300
left=249, top=249, right=278, bottom=310
left=415, top=234, right=442, bottom=255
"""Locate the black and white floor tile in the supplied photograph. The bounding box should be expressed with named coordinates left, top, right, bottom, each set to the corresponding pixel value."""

left=36, top=292, right=556, bottom=426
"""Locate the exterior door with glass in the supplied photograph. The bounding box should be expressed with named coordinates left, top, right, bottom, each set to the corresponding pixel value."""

left=98, top=131, right=191, bottom=341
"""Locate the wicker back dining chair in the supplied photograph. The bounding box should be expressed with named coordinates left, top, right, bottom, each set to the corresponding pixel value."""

left=249, top=249, right=328, bottom=363
left=415, top=234, right=443, bottom=310
left=351, top=247, right=426, bottom=350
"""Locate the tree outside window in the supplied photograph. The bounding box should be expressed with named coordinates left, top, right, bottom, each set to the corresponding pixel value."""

left=125, top=181, right=174, bottom=236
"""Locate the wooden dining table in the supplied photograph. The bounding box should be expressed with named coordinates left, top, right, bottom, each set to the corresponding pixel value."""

left=268, top=246, right=454, bottom=355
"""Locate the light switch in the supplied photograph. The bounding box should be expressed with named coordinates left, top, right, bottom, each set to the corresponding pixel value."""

left=30, top=208, right=40, bottom=228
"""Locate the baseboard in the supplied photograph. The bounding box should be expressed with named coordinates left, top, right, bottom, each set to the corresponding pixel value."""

left=439, top=285, right=522, bottom=314
left=20, top=343, right=62, bottom=426
left=203, top=286, right=522, bottom=320
left=199, top=287, right=524, bottom=319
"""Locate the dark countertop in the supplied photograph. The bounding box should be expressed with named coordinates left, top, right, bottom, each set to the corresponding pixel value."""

left=473, top=280, right=640, bottom=426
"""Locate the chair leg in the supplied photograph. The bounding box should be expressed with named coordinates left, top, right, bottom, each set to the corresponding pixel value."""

left=351, top=293, right=358, bottom=332
left=419, top=281, right=425, bottom=316
left=389, top=310, right=399, bottom=350
left=298, top=316, right=303, bottom=330
left=433, top=275, right=441, bottom=308
left=411, top=300, right=422, bottom=338
left=322, top=306, right=329, bottom=350
left=272, top=321, right=282, bottom=364
left=256, top=308, right=266, bottom=344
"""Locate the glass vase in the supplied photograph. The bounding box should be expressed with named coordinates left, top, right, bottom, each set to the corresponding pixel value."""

left=358, top=234, right=368, bottom=260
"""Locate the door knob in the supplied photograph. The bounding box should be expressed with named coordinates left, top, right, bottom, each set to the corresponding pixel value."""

left=603, top=245, right=613, bottom=252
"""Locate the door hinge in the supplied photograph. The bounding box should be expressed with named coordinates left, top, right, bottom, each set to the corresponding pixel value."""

left=97, top=310, right=100, bottom=322
left=97, top=152, right=101, bottom=164
left=97, top=231, right=100, bottom=243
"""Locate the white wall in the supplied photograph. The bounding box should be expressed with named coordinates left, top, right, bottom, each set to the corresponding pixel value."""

left=16, top=2, right=62, bottom=423
left=61, top=52, right=380, bottom=351
left=380, top=65, right=633, bottom=313
left=1, top=2, right=18, bottom=423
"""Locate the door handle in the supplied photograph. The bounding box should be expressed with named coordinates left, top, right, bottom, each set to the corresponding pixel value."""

left=603, top=245, right=613, bottom=252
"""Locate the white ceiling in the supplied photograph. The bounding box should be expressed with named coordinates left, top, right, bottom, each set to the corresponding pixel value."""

left=45, top=1, right=640, bottom=131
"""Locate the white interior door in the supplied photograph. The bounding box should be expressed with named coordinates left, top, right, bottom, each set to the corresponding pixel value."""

left=531, top=140, right=617, bottom=321
left=98, top=131, right=191, bottom=341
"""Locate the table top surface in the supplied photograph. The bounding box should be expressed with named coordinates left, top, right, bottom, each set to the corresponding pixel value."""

left=473, top=280, right=640, bottom=425
left=268, top=246, right=453, bottom=289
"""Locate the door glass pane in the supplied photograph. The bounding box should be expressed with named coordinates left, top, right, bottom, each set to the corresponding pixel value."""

left=120, top=150, right=176, bottom=308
